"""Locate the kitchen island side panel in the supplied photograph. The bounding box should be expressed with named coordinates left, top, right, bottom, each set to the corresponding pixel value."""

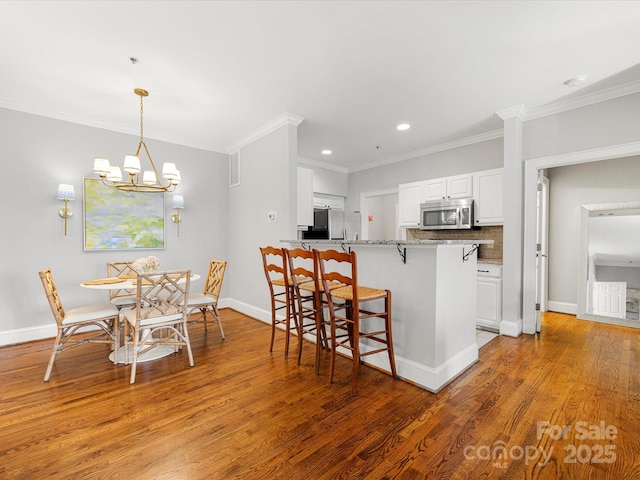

left=353, top=245, right=439, bottom=368
left=434, top=245, right=478, bottom=380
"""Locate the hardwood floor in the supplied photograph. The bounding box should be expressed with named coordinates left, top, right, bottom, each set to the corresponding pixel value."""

left=1, top=310, right=639, bottom=479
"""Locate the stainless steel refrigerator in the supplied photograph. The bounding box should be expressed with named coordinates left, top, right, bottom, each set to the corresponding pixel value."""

left=301, top=209, right=345, bottom=240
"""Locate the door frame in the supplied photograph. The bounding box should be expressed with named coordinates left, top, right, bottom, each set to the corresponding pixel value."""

left=522, top=141, right=640, bottom=334
left=360, top=188, right=400, bottom=241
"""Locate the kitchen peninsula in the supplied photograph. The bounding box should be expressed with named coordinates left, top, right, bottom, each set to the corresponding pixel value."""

left=284, top=239, right=493, bottom=392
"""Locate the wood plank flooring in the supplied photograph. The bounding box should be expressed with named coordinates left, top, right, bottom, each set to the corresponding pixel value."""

left=1, top=310, right=639, bottom=479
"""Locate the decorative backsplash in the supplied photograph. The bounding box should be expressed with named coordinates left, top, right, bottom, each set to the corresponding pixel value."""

left=406, top=226, right=503, bottom=261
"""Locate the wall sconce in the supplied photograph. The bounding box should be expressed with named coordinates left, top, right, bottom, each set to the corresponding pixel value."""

left=57, top=184, right=74, bottom=236
left=171, top=194, right=184, bottom=236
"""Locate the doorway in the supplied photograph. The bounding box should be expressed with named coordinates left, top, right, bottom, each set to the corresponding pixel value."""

left=360, top=189, right=400, bottom=241
left=523, top=142, right=640, bottom=334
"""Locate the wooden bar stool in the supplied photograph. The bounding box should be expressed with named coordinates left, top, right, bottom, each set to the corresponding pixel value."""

left=259, top=246, right=298, bottom=358
left=286, top=247, right=328, bottom=372
left=316, top=248, right=397, bottom=395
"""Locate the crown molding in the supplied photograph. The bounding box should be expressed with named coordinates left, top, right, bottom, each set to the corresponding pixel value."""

left=298, top=156, right=349, bottom=174
left=496, top=104, right=528, bottom=121
left=524, top=79, right=640, bottom=121
left=227, top=113, right=305, bottom=154
left=348, top=129, right=504, bottom=173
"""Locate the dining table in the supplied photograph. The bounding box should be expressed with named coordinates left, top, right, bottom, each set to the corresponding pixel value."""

left=81, top=273, right=200, bottom=364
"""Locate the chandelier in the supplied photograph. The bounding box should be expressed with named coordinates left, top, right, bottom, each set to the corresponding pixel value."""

left=92, top=88, right=180, bottom=193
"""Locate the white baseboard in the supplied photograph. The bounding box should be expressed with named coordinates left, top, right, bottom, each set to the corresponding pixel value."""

left=499, top=318, right=523, bottom=337
left=392, top=342, right=479, bottom=393
left=547, top=301, right=577, bottom=315
left=0, top=324, right=57, bottom=347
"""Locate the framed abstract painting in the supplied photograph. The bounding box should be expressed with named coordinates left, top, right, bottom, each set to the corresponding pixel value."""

left=83, top=178, right=165, bottom=251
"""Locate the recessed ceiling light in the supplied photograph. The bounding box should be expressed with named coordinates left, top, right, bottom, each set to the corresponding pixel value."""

left=397, top=123, right=410, bottom=131
left=563, top=75, right=587, bottom=87
left=321, top=149, right=332, bottom=155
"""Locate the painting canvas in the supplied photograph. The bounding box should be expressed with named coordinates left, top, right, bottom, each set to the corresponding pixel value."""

left=83, top=178, right=165, bottom=251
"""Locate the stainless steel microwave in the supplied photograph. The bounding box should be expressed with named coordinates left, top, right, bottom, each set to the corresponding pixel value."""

left=419, top=198, right=475, bottom=230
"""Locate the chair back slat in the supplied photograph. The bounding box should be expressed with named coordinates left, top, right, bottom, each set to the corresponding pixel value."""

left=38, top=268, right=65, bottom=326
left=315, top=249, right=356, bottom=289
left=203, top=260, right=227, bottom=299
left=260, top=247, right=289, bottom=287
left=107, top=261, right=137, bottom=300
left=133, top=270, right=191, bottom=323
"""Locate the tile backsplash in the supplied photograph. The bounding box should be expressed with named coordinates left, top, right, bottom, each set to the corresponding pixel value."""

left=406, top=225, right=503, bottom=261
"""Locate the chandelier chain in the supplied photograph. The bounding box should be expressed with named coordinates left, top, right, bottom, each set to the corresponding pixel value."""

left=139, top=93, right=144, bottom=143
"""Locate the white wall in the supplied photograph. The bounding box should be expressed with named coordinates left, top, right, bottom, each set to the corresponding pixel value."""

left=346, top=138, right=503, bottom=214
left=596, top=266, right=640, bottom=289
left=524, top=94, right=640, bottom=161
left=546, top=156, right=640, bottom=307
left=226, top=124, right=298, bottom=321
left=0, top=107, right=228, bottom=345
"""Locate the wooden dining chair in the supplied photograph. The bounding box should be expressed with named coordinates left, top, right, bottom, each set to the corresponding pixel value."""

left=259, top=246, right=298, bottom=358
left=185, top=259, right=227, bottom=339
left=123, top=269, right=193, bottom=384
left=106, top=261, right=137, bottom=310
left=286, top=248, right=326, bottom=370
left=39, top=268, right=119, bottom=381
left=315, top=249, right=397, bottom=395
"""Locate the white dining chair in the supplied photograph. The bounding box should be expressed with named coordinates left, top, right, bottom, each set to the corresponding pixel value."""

left=39, top=268, right=119, bottom=381
left=123, top=269, right=193, bottom=384
left=106, top=261, right=137, bottom=310
left=185, top=259, right=226, bottom=339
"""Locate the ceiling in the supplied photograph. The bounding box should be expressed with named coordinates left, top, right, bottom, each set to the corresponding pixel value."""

left=2, top=1, right=640, bottom=172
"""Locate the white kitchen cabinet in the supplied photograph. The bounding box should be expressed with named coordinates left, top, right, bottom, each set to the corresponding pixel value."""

left=476, top=264, right=502, bottom=331
left=398, top=181, right=422, bottom=228
left=297, top=167, right=314, bottom=226
left=422, top=174, right=473, bottom=201
left=473, top=168, right=503, bottom=226
left=313, top=193, right=344, bottom=210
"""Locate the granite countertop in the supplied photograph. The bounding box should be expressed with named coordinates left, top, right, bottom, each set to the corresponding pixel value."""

left=284, top=239, right=494, bottom=246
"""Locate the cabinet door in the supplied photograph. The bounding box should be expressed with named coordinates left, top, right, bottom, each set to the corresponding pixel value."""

left=423, top=174, right=472, bottom=201
left=313, top=193, right=344, bottom=210
left=297, top=167, right=314, bottom=226
left=474, top=169, right=503, bottom=225
left=398, top=181, right=422, bottom=227
left=325, top=195, right=344, bottom=210
left=446, top=174, right=473, bottom=199
left=476, top=275, right=502, bottom=330
left=422, top=178, right=447, bottom=201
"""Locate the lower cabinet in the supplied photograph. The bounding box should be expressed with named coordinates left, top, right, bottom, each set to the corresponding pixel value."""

left=476, top=263, right=502, bottom=331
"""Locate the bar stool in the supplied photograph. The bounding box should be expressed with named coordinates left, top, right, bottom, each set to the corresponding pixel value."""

left=286, top=248, right=328, bottom=372
left=316, top=248, right=397, bottom=395
left=259, top=246, right=298, bottom=358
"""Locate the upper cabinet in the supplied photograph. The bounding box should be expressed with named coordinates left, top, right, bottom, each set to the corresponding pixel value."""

left=297, top=167, right=314, bottom=226
left=313, top=193, right=344, bottom=210
left=422, top=173, right=473, bottom=202
left=398, top=169, right=503, bottom=228
left=473, top=168, right=503, bottom=226
left=398, top=181, right=422, bottom=228
left=312, top=166, right=348, bottom=197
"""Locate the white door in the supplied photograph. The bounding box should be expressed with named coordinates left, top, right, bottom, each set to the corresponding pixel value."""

left=592, top=282, right=627, bottom=318
left=535, top=172, right=549, bottom=333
